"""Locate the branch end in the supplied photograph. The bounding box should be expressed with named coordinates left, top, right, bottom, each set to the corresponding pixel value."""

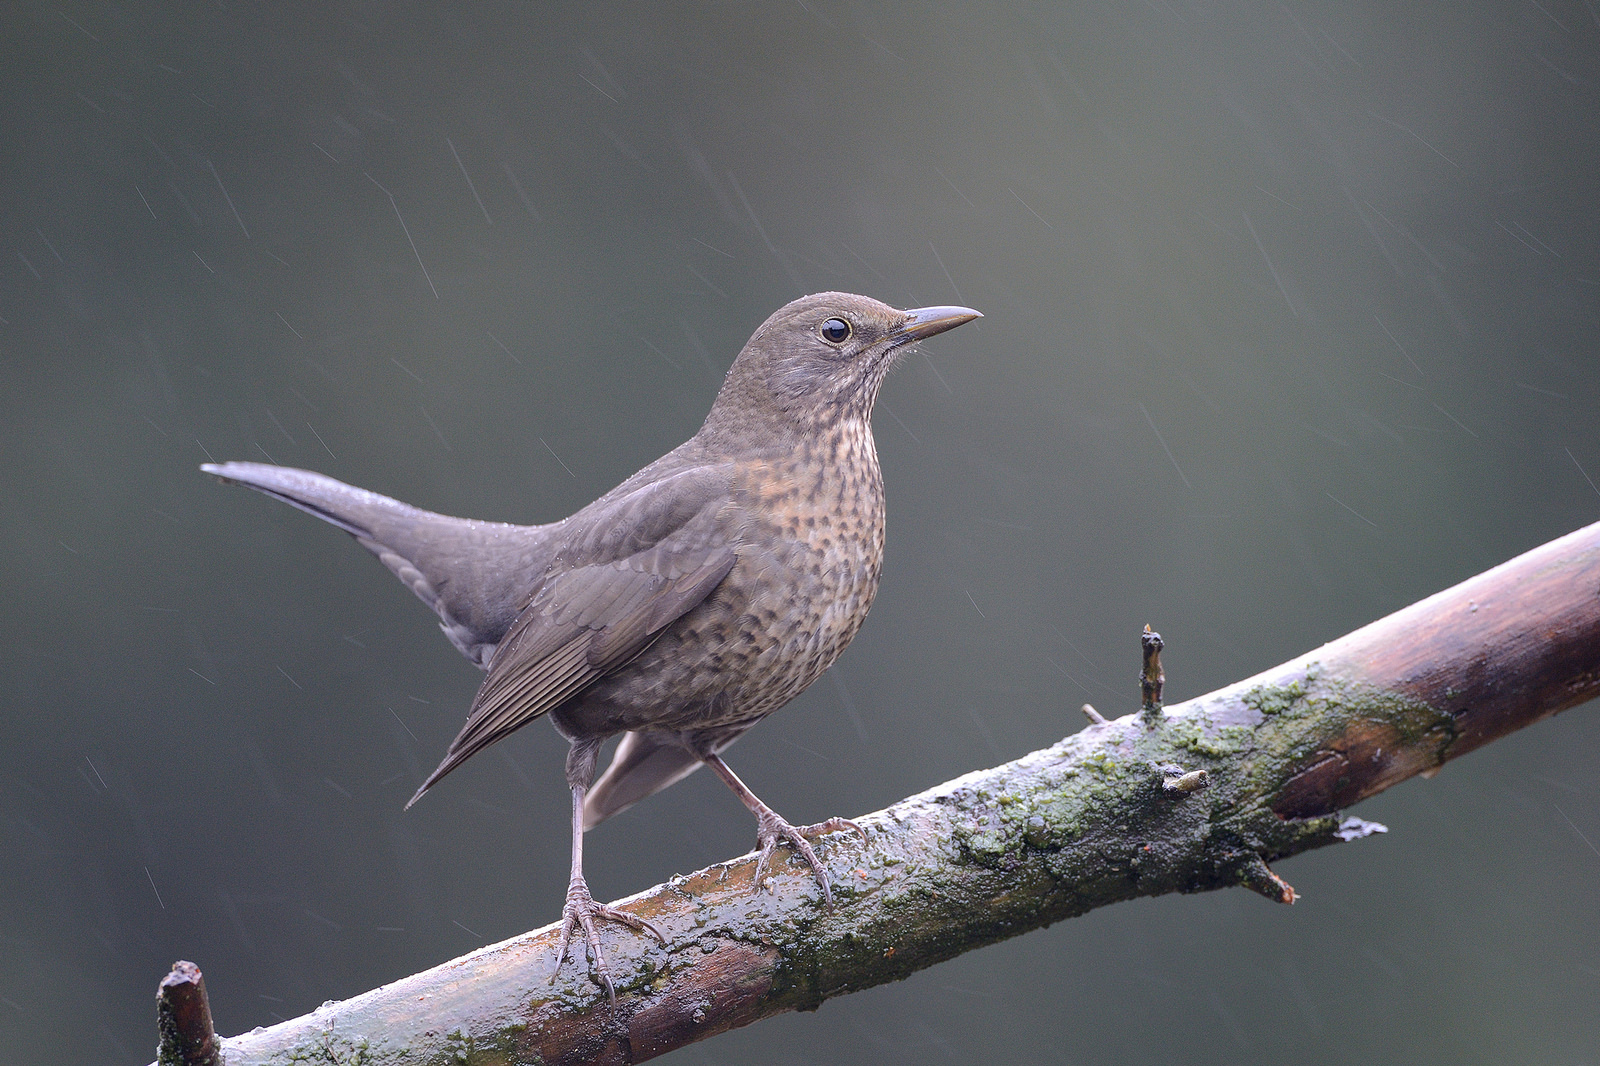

left=1236, top=853, right=1299, bottom=905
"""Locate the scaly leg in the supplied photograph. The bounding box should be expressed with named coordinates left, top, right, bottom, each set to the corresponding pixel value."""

left=553, top=744, right=665, bottom=1004
left=702, top=753, right=866, bottom=906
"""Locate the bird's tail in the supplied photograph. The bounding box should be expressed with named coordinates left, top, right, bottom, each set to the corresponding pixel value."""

left=582, top=731, right=707, bottom=830
left=201, top=461, right=543, bottom=666
left=203, top=461, right=413, bottom=538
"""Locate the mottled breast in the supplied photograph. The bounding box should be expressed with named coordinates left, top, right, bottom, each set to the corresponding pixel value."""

left=723, top=417, right=887, bottom=715
left=558, top=417, right=886, bottom=738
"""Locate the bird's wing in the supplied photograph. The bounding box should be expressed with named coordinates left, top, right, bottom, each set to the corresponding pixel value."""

left=407, top=478, right=739, bottom=805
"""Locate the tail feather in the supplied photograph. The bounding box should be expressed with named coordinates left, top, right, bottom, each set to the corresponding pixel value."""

left=202, top=461, right=549, bottom=665
left=583, top=731, right=706, bottom=830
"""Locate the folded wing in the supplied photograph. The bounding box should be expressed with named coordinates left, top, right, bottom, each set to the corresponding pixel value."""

left=406, top=482, right=739, bottom=805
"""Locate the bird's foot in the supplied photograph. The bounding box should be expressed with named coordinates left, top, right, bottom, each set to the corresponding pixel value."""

left=552, top=878, right=666, bottom=1005
left=751, top=810, right=867, bottom=906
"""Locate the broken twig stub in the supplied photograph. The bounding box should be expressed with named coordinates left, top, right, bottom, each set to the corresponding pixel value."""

left=1141, top=624, right=1165, bottom=721
left=156, top=961, right=221, bottom=1066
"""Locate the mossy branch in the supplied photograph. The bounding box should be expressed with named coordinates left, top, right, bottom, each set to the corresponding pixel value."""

left=154, top=520, right=1600, bottom=1066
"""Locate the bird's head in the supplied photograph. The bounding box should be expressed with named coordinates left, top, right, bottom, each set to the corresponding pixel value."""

left=701, top=292, right=980, bottom=442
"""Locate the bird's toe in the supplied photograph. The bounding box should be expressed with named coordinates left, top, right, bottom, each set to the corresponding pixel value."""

left=550, top=879, right=662, bottom=1005
left=751, top=810, right=845, bottom=906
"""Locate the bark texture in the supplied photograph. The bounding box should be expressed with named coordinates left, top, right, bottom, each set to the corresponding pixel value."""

left=156, top=961, right=222, bottom=1066
left=159, top=520, right=1600, bottom=1066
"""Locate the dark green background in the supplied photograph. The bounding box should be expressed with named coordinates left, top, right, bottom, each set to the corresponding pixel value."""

left=3, top=3, right=1598, bottom=1063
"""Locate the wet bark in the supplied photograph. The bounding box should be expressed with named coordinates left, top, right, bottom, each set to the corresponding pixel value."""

left=156, top=961, right=222, bottom=1066
left=154, top=520, right=1600, bottom=1066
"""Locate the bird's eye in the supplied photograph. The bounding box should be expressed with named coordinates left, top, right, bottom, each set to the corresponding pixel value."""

left=820, top=317, right=852, bottom=344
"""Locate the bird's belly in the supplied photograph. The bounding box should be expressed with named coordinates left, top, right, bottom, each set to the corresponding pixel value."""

left=554, top=503, right=883, bottom=739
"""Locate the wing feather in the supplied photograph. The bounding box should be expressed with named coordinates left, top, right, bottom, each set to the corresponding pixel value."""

left=405, top=495, right=739, bottom=806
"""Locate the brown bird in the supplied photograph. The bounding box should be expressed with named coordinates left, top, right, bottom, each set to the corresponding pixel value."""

left=202, top=292, right=980, bottom=998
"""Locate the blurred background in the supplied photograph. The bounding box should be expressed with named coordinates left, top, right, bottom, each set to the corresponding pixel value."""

left=3, top=2, right=1598, bottom=1063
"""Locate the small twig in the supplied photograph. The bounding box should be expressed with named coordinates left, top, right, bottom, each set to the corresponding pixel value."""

left=1080, top=703, right=1107, bottom=725
left=1234, top=852, right=1299, bottom=905
left=1140, top=624, right=1165, bottom=721
left=156, top=961, right=221, bottom=1066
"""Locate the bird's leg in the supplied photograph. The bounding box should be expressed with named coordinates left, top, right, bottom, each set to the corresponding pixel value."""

left=701, top=753, right=866, bottom=906
left=553, top=742, right=665, bottom=1005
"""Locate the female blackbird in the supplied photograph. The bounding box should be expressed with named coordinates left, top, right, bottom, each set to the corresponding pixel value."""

left=203, top=292, right=980, bottom=1000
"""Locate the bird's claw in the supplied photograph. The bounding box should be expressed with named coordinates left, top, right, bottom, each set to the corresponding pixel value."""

left=809, top=815, right=869, bottom=844
left=751, top=812, right=865, bottom=906
left=552, top=879, right=666, bottom=1005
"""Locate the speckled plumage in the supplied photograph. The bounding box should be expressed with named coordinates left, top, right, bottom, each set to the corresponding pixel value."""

left=202, top=291, right=979, bottom=999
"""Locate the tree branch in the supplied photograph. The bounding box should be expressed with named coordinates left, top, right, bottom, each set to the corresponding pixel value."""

left=154, top=520, right=1600, bottom=1066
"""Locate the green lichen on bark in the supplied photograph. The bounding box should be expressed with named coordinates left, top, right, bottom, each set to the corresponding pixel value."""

left=279, top=1032, right=374, bottom=1065
left=1245, top=670, right=1454, bottom=758
left=1234, top=671, right=1459, bottom=807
